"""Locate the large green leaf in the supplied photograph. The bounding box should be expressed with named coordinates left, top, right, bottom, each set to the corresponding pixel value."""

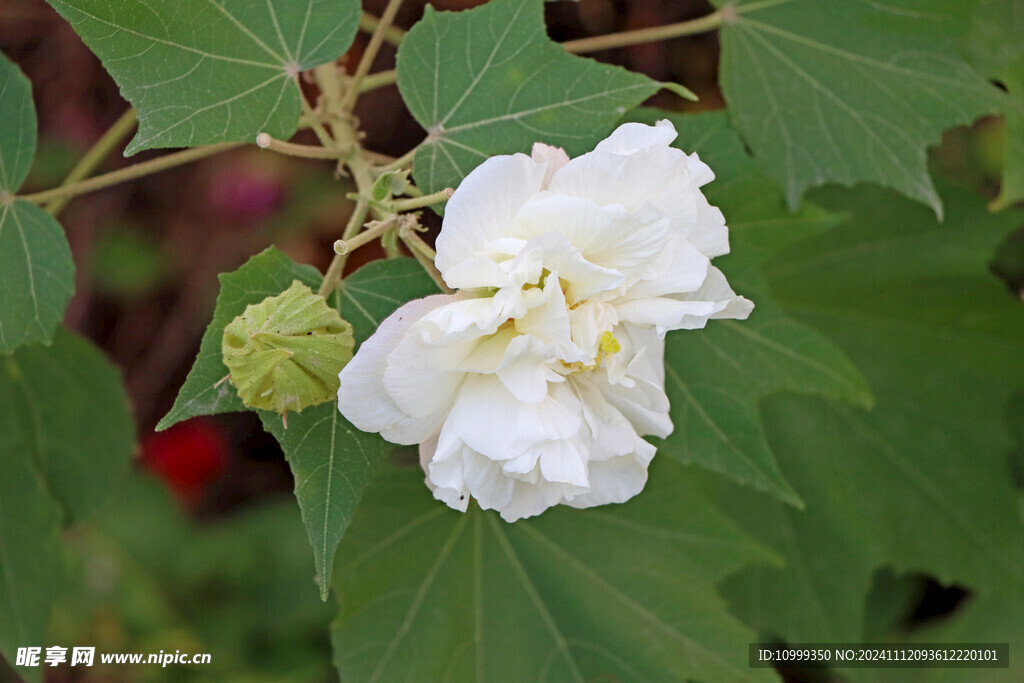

left=331, top=459, right=778, bottom=682
left=157, top=246, right=320, bottom=431
left=0, top=52, right=35, bottom=192
left=719, top=182, right=1024, bottom=662
left=967, top=0, right=1024, bottom=211
left=260, top=406, right=389, bottom=602
left=629, top=110, right=871, bottom=506
left=1, top=328, right=134, bottom=524
left=46, top=0, right=360, bottom=154
left=0, top=53, right=74, bottom=354
left=0, top=371, right=61, bottom=680
left=162, top=253, right=437, bottom=600
left=397, top=0, right=662, bottom=195
left=716, top=0, right=1002, bottom=216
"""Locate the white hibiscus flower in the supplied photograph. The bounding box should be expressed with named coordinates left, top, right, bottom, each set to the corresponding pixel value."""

left=338, top=120, right=752, bottom=521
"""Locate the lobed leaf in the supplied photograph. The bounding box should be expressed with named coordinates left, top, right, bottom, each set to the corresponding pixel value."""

left=715, top=0, right=1003, bottom=216
left=46, top=0, right=361, bottom=153
left=331, top=460, right=778, bottom=682
left=397, top=0, right=661, bottom=195
left=967, top=0, right=1024, bottom=211
left=260, top=405, right=388, bottom=602
left=630, top=109, right=872, bottom=506
left=719, top=182, right=1024, bottom=672
left=0, top=53, right=74, bottom=354
left=1, top=328, right=135, bottom=524
left=0, top=385, right=62, bottom=682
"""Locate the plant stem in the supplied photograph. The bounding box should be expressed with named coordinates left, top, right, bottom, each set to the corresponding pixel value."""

left=562, top=10, right=725, bottom=54
left=296, top=76, right=338, bottom=148
left=358, top=69, right=398, bottom=93
left=391, top=187, right=452, bottom=212
left=332, top=217, right=395, bottom=255
left=20, top=143, right=242, bottom=206
left=45, top=107, right=138, bottom=216
left=342, top=0, right=405, bottom=112
left=345, top=9, right=727, bottom=96
left=359, top=11, right=406, bottom=48
left=256, top=133, right=350, bottom=159
left=374, top=147, right=416, bottom=174
left=400, top=230, right=451, bottom=293
left=318, top=198, right=370, bottom=297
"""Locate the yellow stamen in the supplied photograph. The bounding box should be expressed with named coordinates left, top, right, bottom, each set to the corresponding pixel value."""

left=600, top=331, right=621, bottom=355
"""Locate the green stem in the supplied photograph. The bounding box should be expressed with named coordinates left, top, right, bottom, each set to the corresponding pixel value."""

left=391, top=187, right=452, bottom=212
left=375, top=147, right=416, bottom=174
left=358, top=11, right=406, bottom=48
left=333, top=216, right=395, bottom=255
left=256, top=133, right=350, bottom=159
left=296, top=76, right=338, bottom=148
left=342, top=0, right=406, bottom=112
left=318, top=198, right=370, bottom=298
left=358, top=69, right=398, bottom=93
left=562, top=10, right=726, bottom=54
left=20, top=143, right=242, bottom=206
left=45, top=107, right=138, bottom=216
left=349, top=9, right=728, bottom=96
left=400, top=230, right=451, bottom=293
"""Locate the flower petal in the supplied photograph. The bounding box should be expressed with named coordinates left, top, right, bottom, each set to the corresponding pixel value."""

left=447, top=374, right=582, bottom=461
left=337, top=295, right=456, bottom=444
left=436, top=153, right=551, bottom=277
left=593, top=119, right=678, bottom=154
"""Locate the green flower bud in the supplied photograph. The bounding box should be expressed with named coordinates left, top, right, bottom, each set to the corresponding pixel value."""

left=222, top=280, right=354, bottom=415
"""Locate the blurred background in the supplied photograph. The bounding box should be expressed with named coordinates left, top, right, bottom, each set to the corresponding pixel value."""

left=0, top=0, right=1016, bottom=680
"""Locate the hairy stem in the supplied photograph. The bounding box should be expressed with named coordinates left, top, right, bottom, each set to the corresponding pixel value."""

left=333, top=216, right=396, bottom=255
left=256, top=133, right=350, bottom=159
left=400, top=231, right=451, bottom=293
left=562, top=10, right=726, bottom=54
left=358, top=11, right=407, bottom=48
left=374, top=147, right=416, bottom=174
left=342, top=0, right=405, bottom=112
left=391, top=187, right=453, bottom=212
left=46, top=107, right=138, bottom=216
left=296, top=76, right=338, bottom=148
left=339, top=8, right=727, bottom=96
left=318, top=198, right=370, bottom=298
left=20, top=143, right=242, bottom=206
left=358, top=69, right=398, bottom=93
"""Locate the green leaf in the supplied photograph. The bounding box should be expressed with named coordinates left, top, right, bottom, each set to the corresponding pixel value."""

left=0, top=51, right=36, bottom=192
left=330, top=257, right=440, bottom=345
left=1, top=327, right=134, bottom=524
left=0, top=374, right=61, bottom=680
left=967, top=0, right=1024, bottom=211
left=716, top=0, right=1002, bottom=216
left=157, top=246, right=320, bottom=431
left=0, top=54, right=75, bottom=354
left=45, top=0, right=360, bottom=154
left=397, top=0, right=661, bottom=194
left=260, top=405, right=389, bottom=602
left=163, top=253, right=437, bottom=601
left=628, top=110, right=872, bottom=506
left=720, top=182, right=1024, bottom=653
left=0, top=201, right=75, bottom=354
left=331, top=459, right=778, bottom=682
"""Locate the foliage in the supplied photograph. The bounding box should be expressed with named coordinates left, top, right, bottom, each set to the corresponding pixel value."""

left=0, top=0, right=1022, bottom=681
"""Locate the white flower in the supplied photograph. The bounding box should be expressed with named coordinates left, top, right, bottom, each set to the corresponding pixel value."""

left=338, top=120, right=752, bottom=521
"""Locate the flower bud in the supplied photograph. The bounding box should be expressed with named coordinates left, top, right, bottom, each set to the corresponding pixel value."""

left=222, top=280, right=354, bottom=415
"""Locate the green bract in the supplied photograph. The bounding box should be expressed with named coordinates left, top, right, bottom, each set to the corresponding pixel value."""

left=222, top=280, right=353, bottom=415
